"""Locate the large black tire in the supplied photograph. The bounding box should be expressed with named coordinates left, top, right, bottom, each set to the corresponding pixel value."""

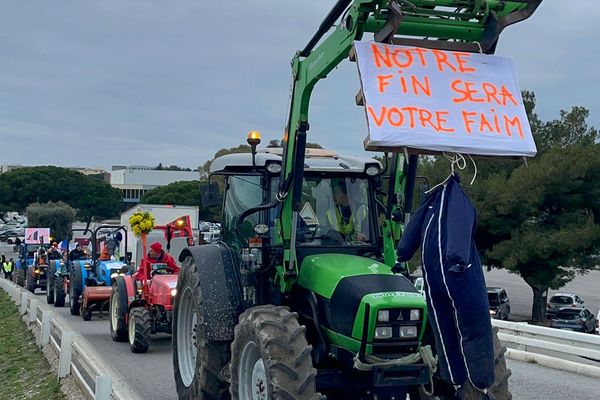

left=13, top=268, right=25, bottom=287
left=110, top=277, right=129, bottom=342
left=172, top=256, right=231, bottom=400
left=129, top=307, right=152, bottom=353
left=230, top=305, right=320, bottom=400
left=69, top=263, right=83, bottom=316
left=46, top=263, right=55, bottom=304
left=54, top=278, right=66, bottom=307
left=26, top=266, right=36, bottom=293
left=420, top=327, right=512, bottom=400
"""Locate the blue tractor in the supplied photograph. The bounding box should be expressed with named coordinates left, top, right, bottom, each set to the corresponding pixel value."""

left=69, top=225, right=131, bottom=320
left=13, top=243, right=37, bottom=287
left=48, top=228, right=93, bottom=308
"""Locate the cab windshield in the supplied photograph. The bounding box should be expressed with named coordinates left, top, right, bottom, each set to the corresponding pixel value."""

left=296, top=176, right=374, bottom=246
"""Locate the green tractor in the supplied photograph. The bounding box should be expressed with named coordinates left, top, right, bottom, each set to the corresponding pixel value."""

left=172, top=1, right=542, bottom=399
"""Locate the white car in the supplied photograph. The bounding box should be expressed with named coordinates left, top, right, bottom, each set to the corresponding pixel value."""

left=413, top=277, right=425, bottom=297
left=597, top=308, right=599, bottom=334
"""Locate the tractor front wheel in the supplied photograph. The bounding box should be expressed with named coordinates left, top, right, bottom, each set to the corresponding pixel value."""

left=54, top=278, right=66, bottom=307
left=69, top=264, right=83, bottom=316
left=110, top=277, right=129, bottom=342
left=419, top=327, right=512, bottom=400
left=26, top=266, right=36, bottom=293
left=128, top=307, right=151, bottom=353
left=172, top=256, right=231, bottom=400
left=230, top=305, right=320, bottom=400
left=46, top=263, right=55, bottom=304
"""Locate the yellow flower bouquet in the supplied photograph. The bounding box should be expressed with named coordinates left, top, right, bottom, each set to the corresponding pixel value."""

left=129, top=211, right=155, bottom=237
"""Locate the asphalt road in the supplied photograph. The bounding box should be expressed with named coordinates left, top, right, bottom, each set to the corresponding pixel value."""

left=2, top=242, right=600, bottom=399
left=484, top=268, right=600, bottom=321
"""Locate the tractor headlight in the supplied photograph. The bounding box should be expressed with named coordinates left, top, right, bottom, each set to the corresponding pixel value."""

left=410, top=309, right=421, bottom=321
left=365, top=165, right=380, bottom=176
left=377, top=310, right=390, bottom=322
left=374, top=327, right=393, bottom=340
left=171, top=289, right=177, bottom=297
left=266, top=162, right=282, bottom=174
left=399, top=326, right=418, bottom=338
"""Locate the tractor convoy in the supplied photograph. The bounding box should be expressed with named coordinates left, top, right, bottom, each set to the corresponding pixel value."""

left=6, top=1, right=544, bottom=399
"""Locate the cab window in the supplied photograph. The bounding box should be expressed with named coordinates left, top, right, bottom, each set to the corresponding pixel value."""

left=222, top=175, right=263, bottom=243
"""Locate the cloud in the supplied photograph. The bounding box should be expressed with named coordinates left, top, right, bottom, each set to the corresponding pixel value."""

left=0, top=1, right=597, bottom=170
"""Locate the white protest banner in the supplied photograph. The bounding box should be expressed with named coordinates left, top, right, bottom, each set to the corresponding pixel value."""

left=25, top=228, right=51, bottom=244
left=354, top=41, right=536, bottom=157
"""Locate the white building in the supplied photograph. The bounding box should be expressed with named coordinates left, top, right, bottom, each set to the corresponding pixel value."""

left=110, top=165, right=199, bottom=209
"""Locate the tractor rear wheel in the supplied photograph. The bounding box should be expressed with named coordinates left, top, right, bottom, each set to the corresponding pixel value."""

left=69, top=263, right=83, bottom=316
left=173, top=256, right=231, bottom=400
left=110, top=277, right=129, bottom=342
left=129, top=307, right=151, bottom=353
left=26, top=266, right=36, bottom=293
left=419, top=327, right=512, bottom=400
left=230, top=305, right=320, bottom=400
left=46, top=263, right=55, bottom=304
left=54, top=278, right=66, bottom=307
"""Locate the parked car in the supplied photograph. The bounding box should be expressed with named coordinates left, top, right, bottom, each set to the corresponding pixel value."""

left=0, top=230, right=22, bottom=243
left=550, top=308, right=596, bottom=333
left=597, top=308, right=600, bottom=335
left=546, top=293, right=585, bottom=318
left=413, top=277, right=425, bottom=297
left=487, top=287, right=511, bottom=320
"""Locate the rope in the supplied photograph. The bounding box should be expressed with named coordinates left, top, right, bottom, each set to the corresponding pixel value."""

left=353, top=345, right=438, bottom=396
left=425, top=152, right=478, bottom=194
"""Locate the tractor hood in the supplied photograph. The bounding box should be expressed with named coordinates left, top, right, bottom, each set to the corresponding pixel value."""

left=298, top=254, right=397, bottom=299
left=298, top=253, right=426, bottom=347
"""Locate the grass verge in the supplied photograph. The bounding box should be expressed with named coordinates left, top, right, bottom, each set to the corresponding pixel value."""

left=0, top=291, right=64, bottom=400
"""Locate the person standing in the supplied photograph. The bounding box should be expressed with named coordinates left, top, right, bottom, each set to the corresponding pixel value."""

left=2, top=258, right=14, bottom=280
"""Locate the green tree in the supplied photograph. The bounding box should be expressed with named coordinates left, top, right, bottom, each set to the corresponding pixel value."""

left=140, top=181, right=221, bottom=222
left=0, top=166, right=122, bottom=228
left=473, top=145, right=600, bottom=322
left=26, top=201, right=76, bottom=242
left=417, top=94, right=600, bottom=322
left=141, top=181, right=201, bottom=206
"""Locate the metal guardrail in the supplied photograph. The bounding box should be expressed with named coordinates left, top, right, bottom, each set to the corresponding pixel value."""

left=492, top=319, right=600, bottom=378
left=0, top=278, right=141, bottom=400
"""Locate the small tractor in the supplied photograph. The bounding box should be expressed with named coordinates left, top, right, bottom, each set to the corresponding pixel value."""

left=50, top=228, right=93, bottom=308
left=69, top=225, right=130, bottom=320
left=109, top=217, right=193, bottom=353
left=25, top=241, right=52, bottom=294
left=13, top=243, right=36, bottom=287
left=171, top=1, right=542, bottom=399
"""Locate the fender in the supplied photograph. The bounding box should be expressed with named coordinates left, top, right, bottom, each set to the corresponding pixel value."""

left=179, top=244, right=243, bottom=341
left=122, top=275, right=136, bottom=306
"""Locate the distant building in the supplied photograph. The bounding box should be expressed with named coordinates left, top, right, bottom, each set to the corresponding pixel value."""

left=0, top=164, right=25, bottom=174
left=110, top=165, right=199, bottom=210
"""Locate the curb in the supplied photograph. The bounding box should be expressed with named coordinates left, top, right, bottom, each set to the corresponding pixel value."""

left=505, top=348, right=600, bottom=379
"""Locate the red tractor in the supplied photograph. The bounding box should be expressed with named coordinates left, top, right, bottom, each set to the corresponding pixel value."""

left=109, top=216, right=193, bottom=353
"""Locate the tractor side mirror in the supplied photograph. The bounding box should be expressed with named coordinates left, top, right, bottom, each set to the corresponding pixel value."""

left=202, top=183, right=221, bottom=208
left=419, top=184, right=429, bottom=204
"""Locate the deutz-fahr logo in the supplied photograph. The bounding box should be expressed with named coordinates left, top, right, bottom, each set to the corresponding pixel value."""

left=371, top=292, right=422, bottom=299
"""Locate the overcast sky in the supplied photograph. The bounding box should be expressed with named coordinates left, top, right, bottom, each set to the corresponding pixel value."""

left=0, top=1, right=598, bottom=171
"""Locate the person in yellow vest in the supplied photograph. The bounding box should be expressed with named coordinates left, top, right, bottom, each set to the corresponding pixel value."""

left=326, top=181, right=368, bottom=243
left=2, top=258, right=14, bottom=281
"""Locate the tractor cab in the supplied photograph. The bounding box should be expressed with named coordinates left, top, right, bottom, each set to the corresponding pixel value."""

left=211, top=147, right=384, bottom=264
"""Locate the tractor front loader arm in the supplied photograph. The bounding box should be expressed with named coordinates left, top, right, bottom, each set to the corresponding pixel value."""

left=277, top=0, right=543, bottom=291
